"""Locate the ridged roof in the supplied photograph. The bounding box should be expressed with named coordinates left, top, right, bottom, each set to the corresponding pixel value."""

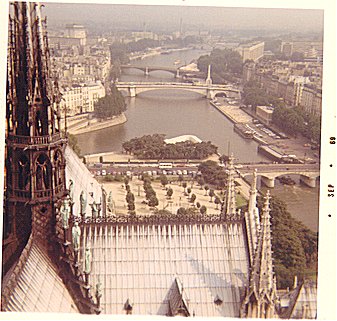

left=1, top=237, right=79, bottom=313
left=78, top=221, right=249, bottom=317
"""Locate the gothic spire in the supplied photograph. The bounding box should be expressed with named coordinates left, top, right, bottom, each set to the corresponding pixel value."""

left=241, top=190, right=278, bottom=318
left=257, top=190, right=275, bottom=294
left=222, top=153, right=239, bottom=220
left=245, top=169, right=260, bottom=264
left=7, top=2, right=59, bottom=137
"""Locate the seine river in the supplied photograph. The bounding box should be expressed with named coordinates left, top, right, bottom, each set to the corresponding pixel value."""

left=76, top=48, right=319, bottom=232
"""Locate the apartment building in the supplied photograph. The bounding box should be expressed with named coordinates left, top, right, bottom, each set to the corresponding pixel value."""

left=300, top=85, right=322, bottom=117
left=236, top=41, right=265, bottom=62
left=60, top=82, right=105, bottom=116
left=244, top=59, right=322, bottom=115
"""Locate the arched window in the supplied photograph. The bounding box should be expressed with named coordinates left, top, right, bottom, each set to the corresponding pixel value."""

left=18, top=154, right=30, bottom=190
left=36, top=154, right=51, bottom=190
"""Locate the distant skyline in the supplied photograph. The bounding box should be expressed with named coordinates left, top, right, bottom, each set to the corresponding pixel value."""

left=41, top=2, right=324, bottom=34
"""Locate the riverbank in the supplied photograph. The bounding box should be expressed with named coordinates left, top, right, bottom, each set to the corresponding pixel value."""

left=67, top=113, right=127, bottom=135
left=129, top=47, right=192, bottom=61
left=210, top=100, right=252, bottom=124
left=209, top=99, right=319, bottom=163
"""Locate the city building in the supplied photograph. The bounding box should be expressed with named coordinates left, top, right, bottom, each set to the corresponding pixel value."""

left=256, top=106, right=274, bottom=125
left=1, top=2, right=317, bottom=318
left=235, top=41, right=265, bottom=62
left=242, top=62, right=256, bottom=83
left=299, top=84, right=322, bottom=117
left=60, top=82, right=105, bottom=116
left=65, top=24, right=87, bottom=45
left=245, top=58, right=322, bottom=114
left=281, top=42, right=293, bottom=57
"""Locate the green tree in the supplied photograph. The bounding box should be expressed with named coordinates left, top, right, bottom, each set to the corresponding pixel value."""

left=219, top=154, right=229, bottom=165
left=209, top=189, right=215, bottom=202
left=94, top=84, right=126, bottom=119
left=177, top=207, right=187, bottom=215
left=110, top=42, right=129, bottom=64
left=187, top=187, right=192, bottom=198
left=197, top=48, right=243, bottom=83
left=122, top=134, right=217, bottom=160
left=204, top=185, right=209, bottom=196
left=182, top=182, right=187, bottom=194
left=167, top=187, right=173, bottom=199
left=198, top=177, right=205, bottom=190
left=148, top=195, right=159, bottom=208
left=127, top=202, right=135, bottom=212
left=214, top=196, right=220, bottom=209
left=160, top=174, right=168, bottom=188
left=200, top=205, right=207, bottom=215
left=256, top=195, right=314, bottom=289
left=126, top=192, right=135, bottom=204
left=190, top=193, right=196, bottom=204
left=198, top=160, right=227, bottom=188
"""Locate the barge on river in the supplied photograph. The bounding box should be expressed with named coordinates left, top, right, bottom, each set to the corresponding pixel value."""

left=234, top=123, right=254, bottom=139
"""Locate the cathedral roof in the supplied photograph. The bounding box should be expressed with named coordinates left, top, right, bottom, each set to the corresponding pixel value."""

left=65, top=146, right=103, bottom=217
left=290, top=280, right=317, bottom=319
left=1, top=236, right=79, bottom=313
left=279, top=280, right=317, bottom=319
left=77, top=220, right=249, bottom=317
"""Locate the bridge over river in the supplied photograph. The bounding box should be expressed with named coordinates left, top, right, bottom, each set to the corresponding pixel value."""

left=238, top=163, right=320, bottom=188
left=115, top=81, right=241, bottom=100
left=121, top=64, right=204, bottom=78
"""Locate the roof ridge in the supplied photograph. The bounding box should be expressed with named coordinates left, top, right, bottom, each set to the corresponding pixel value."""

left=1, top=234, right=34, bottom=309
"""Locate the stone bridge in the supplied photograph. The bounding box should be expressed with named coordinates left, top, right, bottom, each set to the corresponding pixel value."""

left=115, top=81, right=241, bottom=100
left=239, top=164, right=320, bottom=188
left=121, top=65, right=204, bottom=78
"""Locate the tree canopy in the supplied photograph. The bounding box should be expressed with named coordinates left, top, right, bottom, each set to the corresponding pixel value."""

left=94, top=84, right=126, bottom=119
left=198, top=160, right=227, bottom=189
left=256, top=195, right=318, bottom=289
left=197, top=48, right=243, bottom=84
left=122, top=134, right=218, bottom=160
left=272, top=105, right=320, bottom=142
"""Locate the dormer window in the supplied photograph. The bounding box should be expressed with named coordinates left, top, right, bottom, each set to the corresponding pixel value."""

left=214, top=294, right=223, bottom=306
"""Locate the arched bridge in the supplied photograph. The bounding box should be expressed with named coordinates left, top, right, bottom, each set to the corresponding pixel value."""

left=239, top=163, right=320, bottom=188
left=115, top=81, right=241, bottom=100
left=121, top=64, right=204, bottom=78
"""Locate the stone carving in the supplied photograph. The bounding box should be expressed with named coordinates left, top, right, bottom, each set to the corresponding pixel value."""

left=91, top=201, right=99, bottom=218
left=84, top=243, right=91, bottom=274
left=61, top=198, right=70, bottom=229
left=68, top=179, right=74, bottom=201
left=107, top=191, right=114, bottom=213
left=80, top=191, right=87, bottom=217
left=72, top=222, right=81, bottom=251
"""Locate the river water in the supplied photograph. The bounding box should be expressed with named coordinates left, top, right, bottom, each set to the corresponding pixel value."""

left=76, top=48, right=319, bottom=232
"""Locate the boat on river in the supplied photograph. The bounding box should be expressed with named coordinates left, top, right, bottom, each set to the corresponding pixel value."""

left=277, top=176, right=296, bottom=185
left=234, top=123, right=254, bottom=139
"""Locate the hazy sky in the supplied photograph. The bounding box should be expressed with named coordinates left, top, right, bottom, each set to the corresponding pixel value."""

left=41, top=2, right=324, bottom=33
